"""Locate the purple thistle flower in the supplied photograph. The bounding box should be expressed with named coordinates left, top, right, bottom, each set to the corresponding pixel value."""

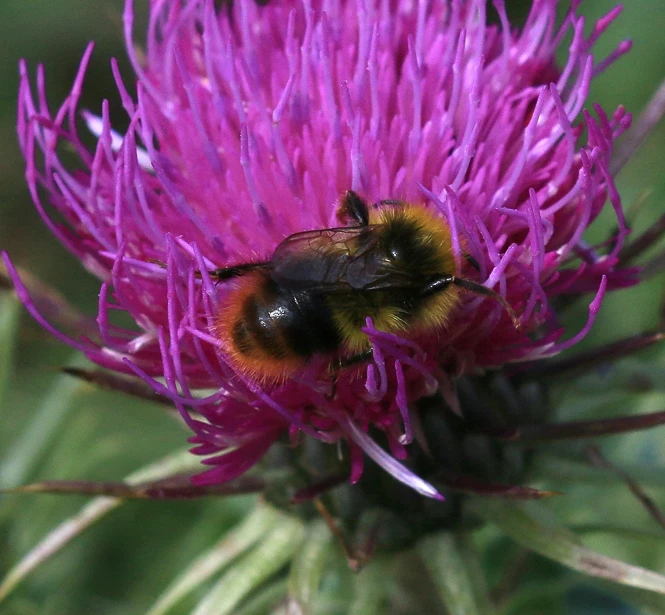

left=6, top=0, right=638, bottom=497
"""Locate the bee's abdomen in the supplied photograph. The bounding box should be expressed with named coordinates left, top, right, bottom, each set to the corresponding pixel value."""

left=230, top=278, right=341, bottom=362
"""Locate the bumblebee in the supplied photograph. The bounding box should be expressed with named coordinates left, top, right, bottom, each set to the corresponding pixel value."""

left=211, top=191, right=512, bottom=383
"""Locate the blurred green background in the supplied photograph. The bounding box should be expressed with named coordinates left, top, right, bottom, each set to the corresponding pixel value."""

left=1, top=1, right=665, bottom=614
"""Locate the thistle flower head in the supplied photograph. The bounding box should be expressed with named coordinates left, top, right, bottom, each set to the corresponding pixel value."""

left=8, top=0, right=637, bottom=497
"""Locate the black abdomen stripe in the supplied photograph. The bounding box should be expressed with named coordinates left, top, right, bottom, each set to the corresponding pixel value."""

left=283, top=290, right=341, bottom=356
left=239, top=292, right=289, bottom=359
left=234, top=279, right=341, bottom=360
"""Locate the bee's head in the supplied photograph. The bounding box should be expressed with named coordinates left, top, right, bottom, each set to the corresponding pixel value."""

left=373, top=204, right=457, bottom=277
left=380, top=216, right=439, bottom=276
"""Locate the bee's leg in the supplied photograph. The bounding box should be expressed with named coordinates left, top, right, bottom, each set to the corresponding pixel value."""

left=338, top=349, right=374, bottom=368
left=374, top=198, right=405, bottom=208
left=422, top=274, right=519, bottom=321
left=451, top=276, right=499, bottom=298
left=464, top=253, right=481, bottom=271
left=206, top=262, right=271, bottom=282
left=152, top=258, right=269, bottom=282
left=423, top=274, right=511, bottom=301
left=325, top=373, right=338, bottom=400
left=326, top=350, right=374, bottom=399
left=450, top=277, right=521, bottom=328
left=420, top=275, right=455, bottom=297
left=337, top=190, right=370, bottom=226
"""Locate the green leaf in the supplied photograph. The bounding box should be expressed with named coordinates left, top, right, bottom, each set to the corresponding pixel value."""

left=234, top=580, right=289, bottom=615
left=534, top=455, right=665, bottom=489
left=609, top=583, right=665, bottom=615
left=0, top=448, right=201, bottom=603
left=0, top=292, right=20, bottom=421
left=469, top=499, right=665, bottom=595
left=0, top=353, right=87, bottom=490
left=503, top=578, right=571, bottom=615
left=287, top=519, right=331, bottom=615
left=146, top=505, right=281, bottom=615
left=192, top=512, right=305, bottom=615
left=417, top=532, right=495, bottom=615
left=572, top=523, right=665, bottom=543
left=454, top=532, right=497, bottom=615
left=348, top=557, right=392, bottom=615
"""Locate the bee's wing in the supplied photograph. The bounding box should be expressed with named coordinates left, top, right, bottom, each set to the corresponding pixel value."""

left=271, top=226, right=406, bottom=291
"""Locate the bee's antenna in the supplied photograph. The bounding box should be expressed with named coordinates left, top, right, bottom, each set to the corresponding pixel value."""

left=208, top=262, right=272, bottom=282
left=148, top=258, right=269, bottom=285
left=463, top=253, right=481, bottom=272
left=453, top=277, right=521, bottom=330
left=338, top=191, right=370, bottom=226
left=422, top=275, right=521, bottom=330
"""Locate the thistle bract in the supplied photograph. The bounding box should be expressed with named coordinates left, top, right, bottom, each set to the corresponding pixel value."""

left=8, top=0, right=636, bottom=496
